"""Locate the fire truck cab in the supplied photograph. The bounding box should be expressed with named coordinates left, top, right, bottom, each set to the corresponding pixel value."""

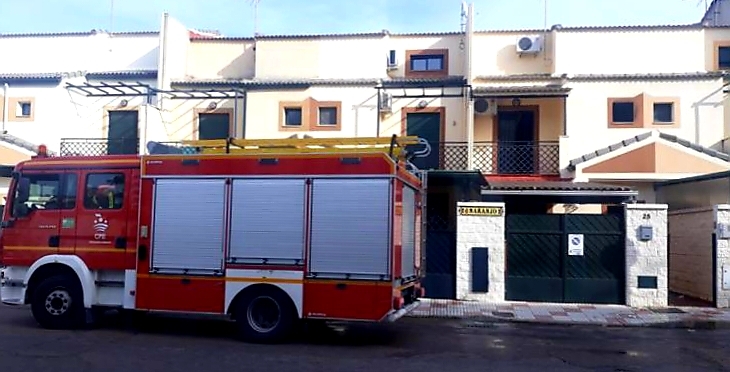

left=0, top=136, right=428, bottom=343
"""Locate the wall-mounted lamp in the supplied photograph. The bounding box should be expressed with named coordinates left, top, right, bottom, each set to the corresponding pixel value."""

left=207, top=101, right=217, bottom=110
left=119, top=99, right=128, bottom=107
left=417, top=100, right=428, bottom=108
left=511, top=98, right=521, bottom=107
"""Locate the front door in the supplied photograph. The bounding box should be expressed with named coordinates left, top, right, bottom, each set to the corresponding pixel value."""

left=73, top=170, right=130, bottom=270
left=107, top=110, right=139, bottom=155
left=1, top=171, right=64, bottom=265
left=406, top=112, right=441, bottom=170
left=198, top=113, right=231, bottom=140
left=496, top=110, right=536, bottom=174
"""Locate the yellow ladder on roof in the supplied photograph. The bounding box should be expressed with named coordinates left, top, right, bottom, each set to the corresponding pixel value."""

left=180, top=135, right=422, bottom=158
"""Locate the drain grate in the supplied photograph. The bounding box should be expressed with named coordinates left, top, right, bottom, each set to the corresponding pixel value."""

left=492, top=311, right=515, bottom=318
left=651, top=307, right=686, bottom=314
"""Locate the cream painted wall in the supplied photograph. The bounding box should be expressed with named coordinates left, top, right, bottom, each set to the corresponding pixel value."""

left=2, top=77, right=158, bottom=154
left=187, top=40, right=255, bottom=80
left=152, top=95, right=245, bottom=142
left=161, top=16, right=190, bottom=85
left=471, top=31, right=554, bottom=76
left=386, top=35, right=466, bottom=78
left=243, top=87, right=465, bottom=141
left=253, top=34, right=466, bottom=80
left=473, top=97, right=564, bottom=142
left=563, top=79, right=726, bottom=161
left=0, top=33, right=159, bottom=73
left=704, top=28, right=730, bottom=71
left=554, top=29, right=705, bottom=74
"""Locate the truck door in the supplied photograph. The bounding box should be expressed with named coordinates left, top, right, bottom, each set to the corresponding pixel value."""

left=2, top=171, right=64, bottom=265
left=73, top=170, right=129, bottom=270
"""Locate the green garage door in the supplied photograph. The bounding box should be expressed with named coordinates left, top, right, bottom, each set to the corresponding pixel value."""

left=505, top=213, right=626, bottom=304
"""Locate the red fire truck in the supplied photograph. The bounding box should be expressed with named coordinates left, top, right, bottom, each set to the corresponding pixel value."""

left=0, top=135, right=428, bottom=343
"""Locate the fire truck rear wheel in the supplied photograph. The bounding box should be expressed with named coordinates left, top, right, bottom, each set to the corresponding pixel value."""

left=233, top=288, right=297, bottom=344
left=30, top=275, right=84, bottom=330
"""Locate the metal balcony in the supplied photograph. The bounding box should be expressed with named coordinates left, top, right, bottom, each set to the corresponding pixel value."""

left=59, top=138, right=140, bottom=156
left=439, top=141, right=560, bottom=175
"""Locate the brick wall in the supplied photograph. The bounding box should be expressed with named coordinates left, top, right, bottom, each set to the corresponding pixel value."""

left=668, top=207, right=714, bottom=302
left=714, top=205, right=730, bottom=308
left=455, top=202, right=505, bottom=302
left=625, top=204, right=668, bottom=307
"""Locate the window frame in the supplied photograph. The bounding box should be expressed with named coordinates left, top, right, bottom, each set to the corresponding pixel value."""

left=607, top=94, right=680, bottom=129
left=83, top=172, right=126, bottom=210
left=405, top=49, right=449, bottom=78
left=714, top=41, right=730, bottom=71
left=194, top=108, right=233, bottom=140
left=8, top=97, right=35, bottom=122
left=607, top=97, right=641, bottom=128
left=9, top=172, right=77, bottom=217
left=279, top=98, right=342, bottom=132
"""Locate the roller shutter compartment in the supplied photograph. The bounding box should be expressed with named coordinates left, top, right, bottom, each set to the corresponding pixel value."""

left=151, top=178, right=226, bottom=275
left=309, top=178, right=392, bottom=279
left=401, top=185, right=416, bottom=279
left=229, top=178, right=306, bottom=264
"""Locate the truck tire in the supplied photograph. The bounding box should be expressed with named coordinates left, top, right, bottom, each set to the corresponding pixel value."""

left=30, top=275, right=84, bottom=330
left=233, top=288, right=297, bottom=344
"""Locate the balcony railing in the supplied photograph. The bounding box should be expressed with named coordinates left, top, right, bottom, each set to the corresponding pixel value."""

left=434, top=141, right=560, bottom=175
left=60, top=138, right=140, bottom=156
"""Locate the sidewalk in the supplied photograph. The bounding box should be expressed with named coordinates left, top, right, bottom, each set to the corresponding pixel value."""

left=407, top=298, right=730, bottom=327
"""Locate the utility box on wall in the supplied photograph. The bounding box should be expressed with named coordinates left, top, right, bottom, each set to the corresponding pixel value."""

left=471, top=247, right=489, bottom=293
left=638, top=225, right=653, bottom=241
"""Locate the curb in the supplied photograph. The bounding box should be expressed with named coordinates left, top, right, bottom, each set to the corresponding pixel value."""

left=408, top=313, right=730, bottom=330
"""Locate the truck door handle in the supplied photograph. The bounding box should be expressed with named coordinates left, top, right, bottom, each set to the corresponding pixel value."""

left=48, top=235, right=60, bottom=247
left=138, top=245, right=147, bottom=261
left=114, top=237, right=127, bottom=249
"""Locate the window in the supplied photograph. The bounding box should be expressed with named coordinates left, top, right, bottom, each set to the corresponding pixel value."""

left=10, top=173, right=76, bottom=217
left=653, top=102, right=674, bottom=123
left=318, top=107, right=338, bottom=126
left=284, top=107, right=302, bottom=126
left=279, top=99, right=341, bottom=131
left=405, top=49, right=449, bottom=78
left=198, top=112, right=230, bottom=140
left=410, top=55, right=443, bottom=72
left=84, top=173, right=125, bottom=210
left=16, top=102, right=31, bottom=117
left=719, top=45, right=730, bottom=70
left=611, top=101, right=634, bottom=123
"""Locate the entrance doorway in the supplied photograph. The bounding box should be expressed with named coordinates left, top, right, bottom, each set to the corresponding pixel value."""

left=405, top=108, right=443, bottom=170
left=496, top=108, right=537, bottom=174
left=107, top=110, right=139, bottom=155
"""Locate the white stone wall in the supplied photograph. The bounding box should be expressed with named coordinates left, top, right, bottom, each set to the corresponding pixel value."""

left=668, top=207, right=714, bottom=302
left=625, top=204, right=669, bottom=307
left=455, top=202, right=505, bottom=302
left=713, top=205, right=730, bottom=308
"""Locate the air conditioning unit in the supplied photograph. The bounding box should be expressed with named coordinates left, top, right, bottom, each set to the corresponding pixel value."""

left=386, top=49, right=398, bottom=70
left=379, top=92, right=393, bottom=112
left=474, top=98, right=497, bottom=116
left=516, top=35, right=543, bottom=55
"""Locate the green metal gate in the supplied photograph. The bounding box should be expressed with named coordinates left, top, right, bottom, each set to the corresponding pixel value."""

left=505, top=213, right=625, bottom=304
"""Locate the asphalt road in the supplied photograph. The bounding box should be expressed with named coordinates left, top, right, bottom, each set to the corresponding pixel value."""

left=0, top=305, right=729, bottom=372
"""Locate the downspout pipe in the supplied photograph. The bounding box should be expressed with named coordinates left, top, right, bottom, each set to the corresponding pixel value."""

left=2, top=83, right=8, bottom=134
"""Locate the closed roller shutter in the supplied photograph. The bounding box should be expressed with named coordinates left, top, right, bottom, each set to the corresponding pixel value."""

left=229, top=178, right=306, bottom=264
left=151, top=178, right=226, bottom=275
left=309, top=178, right=392, bottom=279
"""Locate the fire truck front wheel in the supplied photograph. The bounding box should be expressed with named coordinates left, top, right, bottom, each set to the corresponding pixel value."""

left=30, top=275, right=85, bottom=330
left=233, top=287, right=297, bottom=344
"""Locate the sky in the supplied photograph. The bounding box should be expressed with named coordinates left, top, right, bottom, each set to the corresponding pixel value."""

left=0, top=0, right=715, bottom=37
